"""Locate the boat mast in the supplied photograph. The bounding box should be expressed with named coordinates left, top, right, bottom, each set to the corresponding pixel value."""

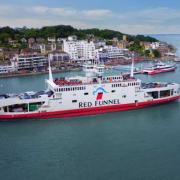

left=48, top=59, right=53, bottom=82
left=130, top=52, right=135, bottom=78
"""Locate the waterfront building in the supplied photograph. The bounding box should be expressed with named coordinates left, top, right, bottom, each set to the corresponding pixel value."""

left=105, top=46, right=128, bottom=59
left=95, top=48, right=108, bottom=63
left=0, top=65, right=17, bottom=74
left=48, top=51, right=70, bottom=62
left=12, top=53, right=48, bottom=71
left=63, top=37, right=96, bottom=63
left=95, top=46, right=130, bottom=63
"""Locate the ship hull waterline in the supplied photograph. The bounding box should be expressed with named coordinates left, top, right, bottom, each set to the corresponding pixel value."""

left=0, top=95, right=179, bottom=120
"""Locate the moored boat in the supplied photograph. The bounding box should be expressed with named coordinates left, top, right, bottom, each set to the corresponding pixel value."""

left=142, top=62, right=177, bottom=75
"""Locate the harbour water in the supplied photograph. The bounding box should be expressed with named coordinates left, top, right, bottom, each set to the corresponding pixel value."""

left=0, top=35, right=180, bottom=180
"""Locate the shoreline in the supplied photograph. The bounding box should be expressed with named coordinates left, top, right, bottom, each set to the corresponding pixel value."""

left=0, top=68, right=81, bottom=78
left=0, top=58, right=174, bottom=79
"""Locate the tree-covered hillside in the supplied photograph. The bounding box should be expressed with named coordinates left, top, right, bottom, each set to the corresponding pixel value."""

left=0, top=25, right=158, bottom=43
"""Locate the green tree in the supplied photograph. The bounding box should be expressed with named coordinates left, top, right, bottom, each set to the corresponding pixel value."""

left=153, top=49, right=161, bottom=58
left=144, top=49, right=151, bottom=57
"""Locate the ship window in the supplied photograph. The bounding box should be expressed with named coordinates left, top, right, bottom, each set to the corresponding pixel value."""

left=122, top=95, right=126, bottom=98
left=147, top=91, right=158, bottom=99
left=84, top=93, right=89, bottom=95
left=171, top=89, right=174, bottom=95
left=72, top=100, right=77, bottom=103
left=112, top=90, right=115, bottom=93
left=160, top=90, right=170, bottom=98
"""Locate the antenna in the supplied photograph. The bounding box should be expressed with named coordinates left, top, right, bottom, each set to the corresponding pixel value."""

left=130, top=52, right=134, bottom=78
left=48, top=59, right=53, bottom=82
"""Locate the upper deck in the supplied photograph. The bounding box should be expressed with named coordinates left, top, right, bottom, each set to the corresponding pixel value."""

left=53, top=74, right=138, bottom=87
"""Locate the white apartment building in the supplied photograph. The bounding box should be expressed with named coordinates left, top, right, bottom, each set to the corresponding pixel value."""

left=0, top=65, right=17, bottom=74
left=95, top=46, right=129, bottom=62
left=12, top=54, right=48, bottom=71
left=95, top=48, right=108, bottom=62
left=63, top=38, right=96, bottom=63
left=48, top=51, right=70, bottom=62
left=151, top=42, right=160, bottom=49
left=104, top=46, right=126, bottom=59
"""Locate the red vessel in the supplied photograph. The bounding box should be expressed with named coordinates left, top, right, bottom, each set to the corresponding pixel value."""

left=142, top=62, right=177, bottom=75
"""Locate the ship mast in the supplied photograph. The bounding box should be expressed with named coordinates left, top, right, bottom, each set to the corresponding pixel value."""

left=130, top=52, right=135, bottom=78
left=48, top=59, right=53, bottom=82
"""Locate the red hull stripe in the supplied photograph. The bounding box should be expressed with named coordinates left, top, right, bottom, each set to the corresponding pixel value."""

left=0, top=96, right=179, bottom=120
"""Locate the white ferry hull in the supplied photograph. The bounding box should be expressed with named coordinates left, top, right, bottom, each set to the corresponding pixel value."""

left=0, top=95, right=179, bottom=120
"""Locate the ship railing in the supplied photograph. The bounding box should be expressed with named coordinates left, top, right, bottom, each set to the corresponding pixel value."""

left=55, top=78, right=138, bottom=87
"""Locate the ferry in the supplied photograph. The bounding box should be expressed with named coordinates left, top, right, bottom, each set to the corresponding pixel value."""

left=0, top=61, right=179, bottom=120
left=142, top=62, right=176, bottom=75
left=82, top=62, right=105, bottom=76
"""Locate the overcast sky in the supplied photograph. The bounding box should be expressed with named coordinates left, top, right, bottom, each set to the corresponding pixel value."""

left=0, top=0, right=180, bottom=34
